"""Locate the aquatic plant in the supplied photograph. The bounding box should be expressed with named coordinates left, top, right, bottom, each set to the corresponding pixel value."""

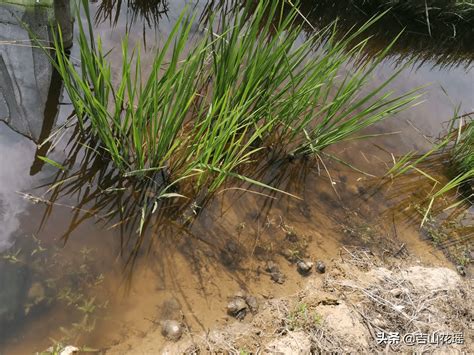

left=451, top=115, right=473, bottom=178
left=41, top=0, right=420, bottom=232
left=388, top=112, right=473, bottom=225
left=292, top=0, right=474, bottom=69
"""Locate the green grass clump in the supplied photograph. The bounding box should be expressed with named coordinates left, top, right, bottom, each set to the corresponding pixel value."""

left=42, top=0, right=420, bottom=230
left=451, top=117, right=474, bottom=178
left=296, top=0, right=474, bottom=68
left=388, top=113, right=473, bottom=226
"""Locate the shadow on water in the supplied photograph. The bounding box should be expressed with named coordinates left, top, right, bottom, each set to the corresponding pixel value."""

left=34, top=116, right=321, bottom=276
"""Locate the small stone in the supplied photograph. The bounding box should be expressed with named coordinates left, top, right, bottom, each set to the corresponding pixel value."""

left=245, top=295, right=258, bottom=313
left=227, top=297, right=248, bottom=319
left=161, top=320, right=183, bottom=341
left=456, top=265, right=466, bottom=277
left=266, top=261, right=279, bottom=273
left=390, top=288, right=403, bottom=297
left=296, top=260, right=313, bottom=275
left=270, top=271, right=285, bottom=284
left=59, top=346, right=79, bottom=355
left=316, top=261, right=326, bottom=274
left=266, top=261, right=285, bottom=284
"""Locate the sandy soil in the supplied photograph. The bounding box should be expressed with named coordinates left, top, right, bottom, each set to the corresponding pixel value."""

left=105, top=246, right=473, bottom=354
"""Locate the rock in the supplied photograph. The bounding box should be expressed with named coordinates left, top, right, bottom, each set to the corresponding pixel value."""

left=389, top=288, right=403, bottom=298
left=265, top=261, right=279, bottom=273
left=456, top=265, right=466, bottom=277
left=270, top=271, right=286, bottom=284
left=245, top=295, right=258, bottom=314
left=59, top=345, right=79, bottom=355
left=296, top=260, right=313, bottom=275
left=45, top=345, right=79, bottom=355
left=161, top=320, right=184, bottom=341
left=227, top=297, right=248, bottom=319
left=266, top=261, right=286, bottom=284
left=316, top=261, right=326, bottom=274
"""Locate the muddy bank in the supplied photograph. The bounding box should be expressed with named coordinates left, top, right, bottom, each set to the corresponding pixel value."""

left=106, top=246, right=472, bottom=354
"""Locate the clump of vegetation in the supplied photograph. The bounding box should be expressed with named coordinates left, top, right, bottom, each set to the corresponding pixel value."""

left=387, top=112, right=472, bottom=235
left=295, top=0, right=474, bottom=68
left=451, top=116, right=473, bottom=180
left=284, top=302, right=322, bottom=331
left=39, top=0, right=420, bottom=233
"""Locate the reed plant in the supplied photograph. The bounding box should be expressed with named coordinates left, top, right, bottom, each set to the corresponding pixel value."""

left=41, top=0, right=421, bottom=229
left=388, top=113, right=473, bottom=226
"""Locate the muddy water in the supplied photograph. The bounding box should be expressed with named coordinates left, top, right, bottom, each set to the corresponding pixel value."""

left=0, top=0, right=473, bottom=353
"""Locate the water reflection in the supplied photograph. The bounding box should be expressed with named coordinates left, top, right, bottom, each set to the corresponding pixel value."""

left=95, top=0, right=169, bottom=30
left=0, top=125, right=35, bottom=252
left=204, top=0, right=474, bottom=69
left=297, top=0, right=474, bottom=70
left=0, top=3, right=58, bottom=143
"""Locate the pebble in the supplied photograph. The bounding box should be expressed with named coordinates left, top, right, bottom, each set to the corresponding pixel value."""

left=296, top=260, right=314, bottom=275
left=316, top=261, right=326, bottom=274
left=227, top=297, right=248, bottom=319
left=390, top=288, right=403, bottom=298
left=245, top=295, right=259, bottom=313
left=161, top=320, right=183, bottom=341
left=265, top=261, right=279, bottom=273
left=270, top=271, right=286, bottom=284
left=456, top=265, right=466, bottom=277
left=266, top=261, right=286, bottom=284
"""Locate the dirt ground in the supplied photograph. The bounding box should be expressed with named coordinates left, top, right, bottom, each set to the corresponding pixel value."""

left=105, top=245, right=473, bottom=354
